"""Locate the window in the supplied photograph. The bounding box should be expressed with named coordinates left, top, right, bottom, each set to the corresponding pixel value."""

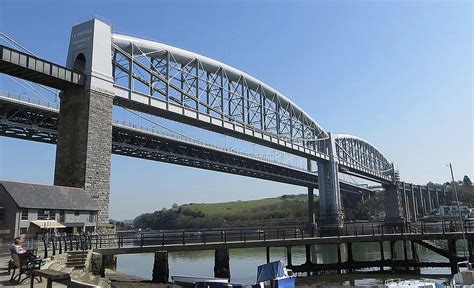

left=20, top=228, right=27, bottom=234
left=0, top=207, right=4, bottom=221
left=21, top=209, right=28, bottom=220
left=74, top=210, right=80, bottom=216
left=59, top=210, right=65, bottom=222
left=88, top=211, right=95, bottom=223
left=37, top=209, right=55, bottom=220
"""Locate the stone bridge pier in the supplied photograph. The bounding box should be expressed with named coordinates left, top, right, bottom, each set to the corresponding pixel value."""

left=54, top=19, right=114, bottom=224
left=317, top=133, right=344, bottom=233
left=384, top=183, right=405, bottom=230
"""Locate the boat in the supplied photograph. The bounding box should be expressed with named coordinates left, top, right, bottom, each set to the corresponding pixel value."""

left=171, top=260, right=295, bottom=288
left=171, top=275, right=230, bottom=287
left=256, top=261, right=295, bottom=288
left=385, top=279, right=437, bottom=288
left=451, top=261, right=474, bottom=287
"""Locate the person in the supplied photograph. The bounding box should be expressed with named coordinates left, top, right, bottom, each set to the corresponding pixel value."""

left=9, top=237, right=38, bottom=261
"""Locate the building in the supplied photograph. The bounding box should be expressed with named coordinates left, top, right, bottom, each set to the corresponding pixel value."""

left=439, top=205, right=471, bottom=218
left=0, top=180, right=99, bottom=239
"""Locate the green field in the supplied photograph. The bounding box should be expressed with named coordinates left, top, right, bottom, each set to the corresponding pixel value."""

left=182, top=194, right=308, bottom=216
left=133, top=194, right=315, bottom=229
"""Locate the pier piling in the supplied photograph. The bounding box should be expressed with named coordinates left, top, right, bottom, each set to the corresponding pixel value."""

left=214, top=249, right=230, bottom=279
left=152, top=251, right=169, bottom=283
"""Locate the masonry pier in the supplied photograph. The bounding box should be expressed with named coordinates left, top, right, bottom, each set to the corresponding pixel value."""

left=152, top=251, right=169, bottom=283
left=214, top=249, right=230, bottom=279
left=54, top=19, right=115, bottom=224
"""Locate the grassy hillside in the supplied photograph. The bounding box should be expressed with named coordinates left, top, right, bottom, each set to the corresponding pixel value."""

left=183, top=194, right=308, bottom=217
left=134, top=194, right=312, bottom=229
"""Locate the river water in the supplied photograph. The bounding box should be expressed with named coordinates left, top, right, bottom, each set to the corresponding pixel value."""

left=116, top=241, right=468, bottom=285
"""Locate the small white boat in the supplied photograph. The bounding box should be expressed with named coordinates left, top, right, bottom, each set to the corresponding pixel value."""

left=385, top=279, right=436, bottom=288
left=171, top=275, right=229, bottom=287
left=451, top=261, right=474, bottom=287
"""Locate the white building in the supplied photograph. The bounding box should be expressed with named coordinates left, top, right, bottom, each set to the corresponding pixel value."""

left=439, top=205, right=471, bottom=218
left=0, top=180, right=99, bottom=239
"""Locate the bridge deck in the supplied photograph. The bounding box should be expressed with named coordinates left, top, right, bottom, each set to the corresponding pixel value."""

left=0, top=45, right=84, bottom=89
left=0, top=93, right=373, bottom=195
left=95, top=231, right=472, bottom=255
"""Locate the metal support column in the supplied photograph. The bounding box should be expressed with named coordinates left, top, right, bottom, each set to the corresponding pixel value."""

left=317, top=133, right=343, bottom=233
left=307, top=159, right=315, bottom=226
left=410, top=184, right=417, bottom=222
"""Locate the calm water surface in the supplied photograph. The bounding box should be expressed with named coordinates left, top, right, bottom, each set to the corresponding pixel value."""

left=116, top=241, right=468, bottom=284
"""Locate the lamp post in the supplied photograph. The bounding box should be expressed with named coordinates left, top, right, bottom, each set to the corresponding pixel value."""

left=449, top=163, right=468, bottom=261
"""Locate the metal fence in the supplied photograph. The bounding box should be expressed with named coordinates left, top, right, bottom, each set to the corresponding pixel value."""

left=3, top=220, right=472, bottom=259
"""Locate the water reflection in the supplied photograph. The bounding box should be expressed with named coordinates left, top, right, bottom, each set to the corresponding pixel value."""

left=116, top=241, right=467, bottom=284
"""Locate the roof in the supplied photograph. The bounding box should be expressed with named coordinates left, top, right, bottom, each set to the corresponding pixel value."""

left=0, top=181, right=98, bottom=211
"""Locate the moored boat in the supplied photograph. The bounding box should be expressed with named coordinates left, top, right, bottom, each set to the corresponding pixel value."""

left=171, top=275, right=230, bottom=287
left=256, top=261, right=295, bottom=288
left=171, top=260, right=295, bottom=288
left=384, top=278, right=437, bottom=288
left=451, top=261, right=474, bottom=287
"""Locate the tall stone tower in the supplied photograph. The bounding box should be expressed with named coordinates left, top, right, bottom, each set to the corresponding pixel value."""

left=54, top=19, right=114, bottom=223
left=317, top=133, right=344, bottom=233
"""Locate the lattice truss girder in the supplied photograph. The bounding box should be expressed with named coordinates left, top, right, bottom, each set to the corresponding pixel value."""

left=111, top=126, right=317, bottom=187
left=0, top=101, right=58, bottom=143
left=111, top=43, right=325, bottom=149
left=0, top=97, right=318, bottom=187
left=334, top=136, right=393, bottom=177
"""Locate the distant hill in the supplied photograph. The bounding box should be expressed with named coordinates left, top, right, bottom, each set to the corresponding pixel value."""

left=133, top=194, right=315, bottom=230
left=183, top=194, right=308, bottom=217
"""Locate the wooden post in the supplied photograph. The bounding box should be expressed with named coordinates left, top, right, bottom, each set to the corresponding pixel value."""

left=337, top=243, right=342, bottom=274
left=411, top=241, right=420, bottom=273
left=390, top=240, right=396, bottom=272
left=403, top=240, right=409, bottom=272
left=286, top=246, right=292, bottom=267
left=347, top=242, right=354, bottom=273
left=379, top=241, right=384, bottom=272
left=469, top=240, right=474, bottom=264
left=266, top=247, right=270, bottom=263
left=214, top=249, right=230, bottom=279
left=448, top=239, right=458, bottom=275
left=152, top=251, right=169, bottom=283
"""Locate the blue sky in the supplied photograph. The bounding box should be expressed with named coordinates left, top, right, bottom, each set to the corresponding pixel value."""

left=0, top=0, right=472, bottom=220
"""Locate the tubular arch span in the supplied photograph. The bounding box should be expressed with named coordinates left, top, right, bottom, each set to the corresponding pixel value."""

left=334, top=133, right=393, bottom=181
left=109, top=32, right=393, bottom=182
left=111, top=33, right=328, bottom=157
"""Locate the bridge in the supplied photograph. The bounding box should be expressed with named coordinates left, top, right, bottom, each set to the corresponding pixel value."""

left=0, top=18, right=450, bottom=231
left=35, top=221, right=474, bottom=278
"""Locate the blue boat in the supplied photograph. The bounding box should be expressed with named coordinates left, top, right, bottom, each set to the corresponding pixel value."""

left=255, top=261, right=296, bottom=288
left=172, top=261, right=295, bottom=288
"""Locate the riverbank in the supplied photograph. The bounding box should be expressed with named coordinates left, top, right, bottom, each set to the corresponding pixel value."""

left=0, top=253, right=108, bottom=287
left=0, top=253, right=175, bottom=288
left=0, top=253, right=453, bottom=287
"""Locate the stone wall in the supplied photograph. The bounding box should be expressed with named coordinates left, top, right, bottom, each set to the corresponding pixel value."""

left=54, top=87, right=114, bottom=223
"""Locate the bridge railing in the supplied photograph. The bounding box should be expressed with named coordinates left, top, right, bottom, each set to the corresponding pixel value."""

left=0, top=90, right=58, bottom=109
left=112, top=119, right=310, bottom=173
left=27, top=220, right=474, bottom=257
left=92, top=220, right=474, bottom=250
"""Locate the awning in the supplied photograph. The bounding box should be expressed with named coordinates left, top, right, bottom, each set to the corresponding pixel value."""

left=31, top=220, right=66, bottom=229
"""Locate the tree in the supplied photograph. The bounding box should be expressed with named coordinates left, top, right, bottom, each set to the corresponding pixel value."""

left=463, top=175, right=472, bottom=186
